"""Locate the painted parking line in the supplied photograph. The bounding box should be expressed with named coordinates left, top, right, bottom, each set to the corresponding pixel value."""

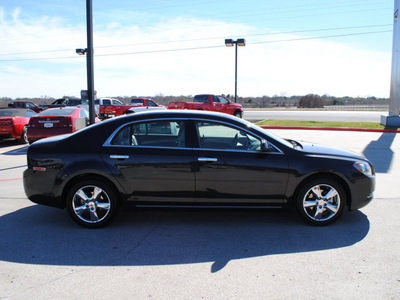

left=0, top=165, right=27, bottom=172
left=0, top=178, right=22, bottom=182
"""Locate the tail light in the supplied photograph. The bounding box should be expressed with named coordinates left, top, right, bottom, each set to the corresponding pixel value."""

left=0, top=118, right=13, bottom=127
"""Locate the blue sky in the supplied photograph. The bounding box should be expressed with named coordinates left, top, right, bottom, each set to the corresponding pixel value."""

left=0, top=0, right=394, bottom=98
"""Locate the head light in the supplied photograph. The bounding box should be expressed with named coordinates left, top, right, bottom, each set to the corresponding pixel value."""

left=354, top=161, right=373, bottom=177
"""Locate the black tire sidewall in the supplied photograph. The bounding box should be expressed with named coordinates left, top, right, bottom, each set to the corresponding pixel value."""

left=19, top=126, right=28, bottom=144
left=234, top=111, right=242, bottom=118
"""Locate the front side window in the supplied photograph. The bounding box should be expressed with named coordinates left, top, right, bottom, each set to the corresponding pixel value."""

left=196, top=121, right=261, bottom=151
left=218, top=96, right=229, bottom=103
left=111, top=120, right=186, bottom=148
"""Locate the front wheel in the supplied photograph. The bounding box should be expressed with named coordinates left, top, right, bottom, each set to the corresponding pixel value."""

left=233, top=111, right=242, bottom=118
left=296, top=177, right=346, bottom=226
left=66, top=179, right=119, bottom=228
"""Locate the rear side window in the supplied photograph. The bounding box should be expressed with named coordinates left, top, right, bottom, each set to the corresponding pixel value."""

left=111, top=120, right=186, bottom=148
left=194, top=95, right=209, bottom=103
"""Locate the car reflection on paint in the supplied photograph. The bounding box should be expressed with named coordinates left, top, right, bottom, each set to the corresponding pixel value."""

left=23, top=110, right=375, bottom=228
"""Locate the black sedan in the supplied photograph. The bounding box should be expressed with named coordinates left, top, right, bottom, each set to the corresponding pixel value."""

left=23, top=111, right=375, bottom=228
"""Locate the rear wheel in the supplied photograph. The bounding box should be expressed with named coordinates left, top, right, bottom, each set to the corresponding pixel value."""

left=66, top=179, right=119, bottom=228
left=296, top=177, right=345, bottom=226
left=19, top=126, right=28, bottom=144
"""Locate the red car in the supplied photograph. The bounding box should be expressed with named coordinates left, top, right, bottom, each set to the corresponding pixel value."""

left=0, top=108, right=37, bottom=144
left=27, top=107, right=97, bottom=144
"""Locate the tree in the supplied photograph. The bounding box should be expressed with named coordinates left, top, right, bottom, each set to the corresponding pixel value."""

left=297, top=94, right=325, bottom=108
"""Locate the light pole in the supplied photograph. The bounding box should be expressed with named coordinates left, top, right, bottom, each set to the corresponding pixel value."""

left=225, top=38, right=246, bottom=103
left=76, top=0, right=95, bottom=125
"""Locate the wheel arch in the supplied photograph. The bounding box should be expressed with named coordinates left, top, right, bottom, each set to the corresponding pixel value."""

left=233, top=110, right=242, bottom=118
left=61, top=173, right=122, bottom=208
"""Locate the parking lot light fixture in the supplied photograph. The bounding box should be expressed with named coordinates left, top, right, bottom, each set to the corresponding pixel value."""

left=75, top=48, right=87, bottom=55
left=225, top=38, right=246, bottom=103
left=225, top=39, right=234, bottom=47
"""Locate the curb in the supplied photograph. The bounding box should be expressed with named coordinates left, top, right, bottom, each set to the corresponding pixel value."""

left=259, top=126, right=400, bottom=133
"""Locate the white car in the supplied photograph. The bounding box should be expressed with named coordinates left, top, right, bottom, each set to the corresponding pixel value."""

left=125, top=106, right=167, bottom=114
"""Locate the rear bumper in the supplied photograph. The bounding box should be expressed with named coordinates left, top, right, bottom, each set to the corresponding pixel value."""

left=23, top=168, right=65, bottom=208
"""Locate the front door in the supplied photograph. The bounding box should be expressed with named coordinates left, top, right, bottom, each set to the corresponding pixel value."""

left=193, top=120, right=289, bottom=204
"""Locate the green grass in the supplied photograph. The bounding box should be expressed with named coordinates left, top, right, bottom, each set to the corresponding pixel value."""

left=255, top=119, right=399, bottom=130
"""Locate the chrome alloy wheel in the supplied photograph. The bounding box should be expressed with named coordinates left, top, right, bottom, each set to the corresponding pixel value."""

left=302, top=184, right=341, bottom=222
left=72, top=185, right=111, bottom=224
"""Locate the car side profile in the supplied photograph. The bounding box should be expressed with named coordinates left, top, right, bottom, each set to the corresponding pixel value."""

left=23, top=111, right=375, bottom=228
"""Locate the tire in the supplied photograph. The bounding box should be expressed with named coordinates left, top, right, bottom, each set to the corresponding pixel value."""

left=296, top=177, right=345, bottom=226
left=19, top=126, right=28, bottom=144
left=233, top=111, right=242, bottom=118
left=66, top=179, right=119, bottom=228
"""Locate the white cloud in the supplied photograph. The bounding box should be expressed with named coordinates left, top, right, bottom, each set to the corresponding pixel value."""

left=0, top=9, right=392, bottom=98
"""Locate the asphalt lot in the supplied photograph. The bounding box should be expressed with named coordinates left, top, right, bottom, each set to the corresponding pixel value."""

left=0, top=128, right=399, bottom=299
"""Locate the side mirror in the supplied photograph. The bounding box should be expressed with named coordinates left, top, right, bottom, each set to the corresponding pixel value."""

left=261, top=139, right=273, bottom=152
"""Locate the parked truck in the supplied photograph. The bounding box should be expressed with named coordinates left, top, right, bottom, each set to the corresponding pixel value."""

left=168, top=94, right=243, bottom=117
left=97, top=98, right=163, bottom=119
left=7, top=100, right=41, bottom=113
left=39, top=98, right=82, bottom=110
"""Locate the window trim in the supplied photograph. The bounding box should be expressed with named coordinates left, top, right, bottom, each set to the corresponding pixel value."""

left=103, top=118, right=189, bottom=149
left=191, top=118, right=283, bottom=154
left=103, top=117, right=283, bottom=154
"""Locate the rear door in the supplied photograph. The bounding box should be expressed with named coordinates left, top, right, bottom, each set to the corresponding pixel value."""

left=192, top=119, right=289, bottom=204
left=101, top=118, right=195, bottom=203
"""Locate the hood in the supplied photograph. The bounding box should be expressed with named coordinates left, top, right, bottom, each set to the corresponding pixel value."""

left=300, top=141, right=365, bottom=161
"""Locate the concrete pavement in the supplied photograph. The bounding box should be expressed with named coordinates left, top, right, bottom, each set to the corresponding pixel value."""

left=0, top=129, right=399, bottom=300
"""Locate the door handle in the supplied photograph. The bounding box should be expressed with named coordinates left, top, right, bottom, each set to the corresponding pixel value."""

left=198, top=157, right=218, bottom=162
left=110, top=155, right=129, bottom=159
